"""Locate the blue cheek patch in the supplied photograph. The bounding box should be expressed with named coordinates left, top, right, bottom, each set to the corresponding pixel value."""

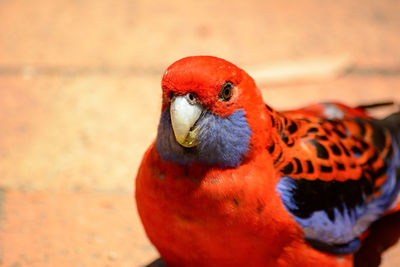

left=155, top=109, right=252, bottom=168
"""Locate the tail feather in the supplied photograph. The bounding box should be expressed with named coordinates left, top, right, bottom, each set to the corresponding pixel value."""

left=381, top=112, right=400, bottom=213
left=357, top=101, right=395, bottom=110
left=383, top=112, right=400, bottom=143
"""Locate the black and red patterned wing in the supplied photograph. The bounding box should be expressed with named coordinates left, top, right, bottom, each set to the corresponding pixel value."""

left=274, top=108, right=400, bottom=254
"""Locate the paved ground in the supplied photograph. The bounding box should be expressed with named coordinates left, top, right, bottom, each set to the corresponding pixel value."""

left=1, top=0, right=400, bottom=266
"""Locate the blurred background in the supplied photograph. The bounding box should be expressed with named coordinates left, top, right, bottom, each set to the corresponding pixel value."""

left=1, top=0, right=400, bottom=266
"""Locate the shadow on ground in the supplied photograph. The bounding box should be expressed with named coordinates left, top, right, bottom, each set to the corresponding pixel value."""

left=355, top=211, right=400, bottom=267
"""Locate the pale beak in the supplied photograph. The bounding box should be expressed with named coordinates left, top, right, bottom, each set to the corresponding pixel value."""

left=170, top=94, right=203, bottom=147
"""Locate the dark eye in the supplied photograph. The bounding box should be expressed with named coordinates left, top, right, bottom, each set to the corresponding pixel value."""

left=219, top=81, right=234, bottom=101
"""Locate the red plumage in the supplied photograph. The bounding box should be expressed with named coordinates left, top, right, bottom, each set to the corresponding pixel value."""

left=136, top=56, right=399, bottom=266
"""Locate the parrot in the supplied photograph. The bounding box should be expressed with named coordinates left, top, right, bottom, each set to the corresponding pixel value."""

left=135, top=56, right=400, bottom=267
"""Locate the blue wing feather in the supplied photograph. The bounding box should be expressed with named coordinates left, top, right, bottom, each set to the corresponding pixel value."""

left=277, top=139, right=400, bottom=254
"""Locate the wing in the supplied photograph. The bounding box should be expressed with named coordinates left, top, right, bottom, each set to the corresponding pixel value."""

left=273, top=106, right=400, bottom=254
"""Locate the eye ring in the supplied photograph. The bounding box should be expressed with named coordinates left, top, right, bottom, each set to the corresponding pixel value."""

left=219, top=81, right=234, bottom=101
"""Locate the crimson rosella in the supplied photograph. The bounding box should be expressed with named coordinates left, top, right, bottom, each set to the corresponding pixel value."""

left=135, top=56, right=400, bottom=266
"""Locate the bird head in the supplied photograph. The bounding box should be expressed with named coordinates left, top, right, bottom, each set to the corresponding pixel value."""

left=155, top=56, right=269, bottom=168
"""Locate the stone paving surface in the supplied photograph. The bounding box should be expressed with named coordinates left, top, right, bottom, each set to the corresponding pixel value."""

left=1, top=0, right=400, bottom=266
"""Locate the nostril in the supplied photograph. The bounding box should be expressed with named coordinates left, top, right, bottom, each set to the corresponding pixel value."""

left=187, top=93, right=196, bottom=104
